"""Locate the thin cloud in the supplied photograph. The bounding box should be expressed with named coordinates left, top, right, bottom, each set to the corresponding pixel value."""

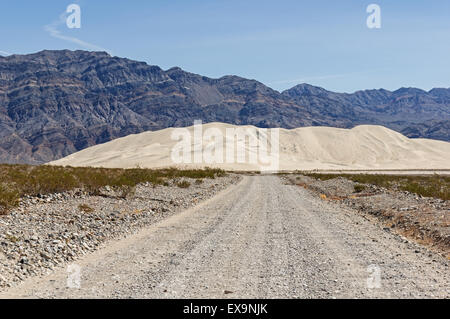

left=0, top=50, right=11, bottom=56
left=44, top=11, right=110, bottom=53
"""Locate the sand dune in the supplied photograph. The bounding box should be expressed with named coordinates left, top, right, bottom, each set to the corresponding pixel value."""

left=49, top=123, right=450, bottom=171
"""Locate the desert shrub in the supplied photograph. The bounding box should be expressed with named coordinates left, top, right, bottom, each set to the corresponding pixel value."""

left=0, top=165, right=225, bottom=214
left=354, top=184, right=366, bottom=193
left=302, top=172, right=449, bottom=200
left=0, top=184, right=19, bottom=215
left=177, top=181, right=191, bottom=188
left=78, top=204, right=94, bottom=213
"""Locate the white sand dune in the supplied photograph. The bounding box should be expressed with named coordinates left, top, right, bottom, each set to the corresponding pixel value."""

left=50, top=123, right=450, bottom=171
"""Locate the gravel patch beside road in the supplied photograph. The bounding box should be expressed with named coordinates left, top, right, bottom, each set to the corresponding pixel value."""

left=283, top=175, right=450, bottom=257
left=2, top=175, right=448, bottom=299
left=0, top=175, right=240, bottom=290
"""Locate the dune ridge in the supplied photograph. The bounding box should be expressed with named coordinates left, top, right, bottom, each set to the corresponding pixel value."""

left=50, top=123, right=450, bottom=171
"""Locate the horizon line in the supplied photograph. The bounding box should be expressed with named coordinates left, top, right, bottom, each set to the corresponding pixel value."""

left=1, top=48, right=449, bottom=95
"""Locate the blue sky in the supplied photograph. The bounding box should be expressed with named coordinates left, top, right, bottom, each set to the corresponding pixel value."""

left=1, top=0, right=449, bottom=93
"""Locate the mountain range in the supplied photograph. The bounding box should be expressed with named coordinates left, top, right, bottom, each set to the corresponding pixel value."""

left=0, top=50, right=449, bottom=164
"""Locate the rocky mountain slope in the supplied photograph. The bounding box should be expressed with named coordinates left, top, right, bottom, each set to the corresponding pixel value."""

left=0, top=50, right=449, bottom=164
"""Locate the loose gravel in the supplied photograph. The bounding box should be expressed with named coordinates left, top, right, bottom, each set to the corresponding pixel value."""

left=1, top=175, right=448, bottom=299
left=0, top=175, right=240, bottom=290
left=283, top=174, right=450, bottom=257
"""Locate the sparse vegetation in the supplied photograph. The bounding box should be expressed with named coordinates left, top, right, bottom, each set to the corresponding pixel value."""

left=0, top=164, right=226, bottom=214
left=177, top=181, right=191, bottom=188
left=0, top=184, right=19, bottom=215
left=78, top=204, right=94, bottom=213
left=302, top=172, right=450, bottom=200
left=5, top=233, right=19, bottom=243
left=353, top=184, right=366, bottom=193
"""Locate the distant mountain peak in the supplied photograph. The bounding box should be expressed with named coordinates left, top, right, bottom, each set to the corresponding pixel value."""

left=393, top=87, right=427, bottom=95
left=282, top=83, right=331, bottom=98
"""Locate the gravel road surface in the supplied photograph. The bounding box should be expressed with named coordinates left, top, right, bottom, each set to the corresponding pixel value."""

left=2, top=176, right=448, bottom=298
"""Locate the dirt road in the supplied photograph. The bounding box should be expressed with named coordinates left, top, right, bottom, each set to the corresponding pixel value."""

left=2, top=176, right=448, bottom=298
